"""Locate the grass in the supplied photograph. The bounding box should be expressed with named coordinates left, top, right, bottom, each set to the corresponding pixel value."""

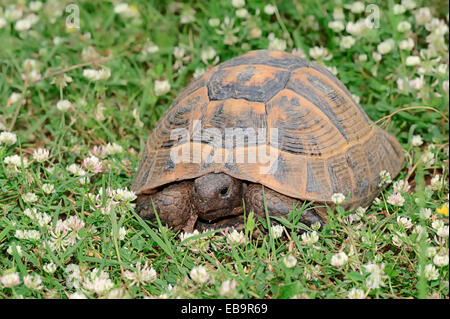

left=0, top=0, right=448, bottom=299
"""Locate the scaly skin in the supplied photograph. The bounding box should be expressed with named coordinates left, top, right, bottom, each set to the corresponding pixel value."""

left=135, top=173, right=325, bottom=232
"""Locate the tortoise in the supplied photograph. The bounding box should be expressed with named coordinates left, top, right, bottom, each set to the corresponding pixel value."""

left=132, top=50, right=403, bottom=233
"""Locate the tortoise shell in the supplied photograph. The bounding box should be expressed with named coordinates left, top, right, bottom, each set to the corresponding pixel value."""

left=132, top=50, right=403, bottom=209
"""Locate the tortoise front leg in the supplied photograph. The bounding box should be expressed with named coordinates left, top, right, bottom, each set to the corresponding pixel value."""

left=135, top=181, right=197, bottom=232
left=244, top=184, right=325, bottom=228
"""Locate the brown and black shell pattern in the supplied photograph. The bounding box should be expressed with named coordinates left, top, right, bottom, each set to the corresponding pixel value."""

left=132, top=50, right=404, bottom=209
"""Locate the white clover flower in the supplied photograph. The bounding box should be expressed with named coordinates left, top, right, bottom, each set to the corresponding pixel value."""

left=24, top=274, right=42, bottom=290
left=216, top=17, right=240, bottom=45
left=0, top=272, right=20, bottom=287
left=65, top=264, right=81, bottom=289
left=270, top=225, right=284, bottom=239
left=387, top=193, right=405, bottom=207
left=226, top=229, right=246, bottom=245
left=142, top=41, right=159, bottom=55
left=33, top=148, right=49, bottom=162
left=346, top=20, right=367, bottom=36
left=235, top=8, right=248, bottom=19
left=208, top=18, right=220, bottom=27
left=220, top=279, right=237, bottom=297
left=67, top=164, right=86, bottom=176
left=419, top=208, right=432, bottom=220
left=433, top=253, right=449, bottom=267
left=83, top=68, right=111, bottom=81
left=333, top=7, right=345, bottom=20
left=355, top=206, right=366, bottom=217
left=231, top=0, right=245, bottom=8
left=43, top=263, right=57, bottom=274
left=179, top=229, right=201, bottom=242
left=437, top=63, right=448, bottom=75
left=330, top=252, right=348, bottom=267
left=7, top=245, right=22, bottom=256
left=4, top=155, right=28, bottom=168
left=393, top=180, right=410, bottom=193
left=436, top=226, right=449, bottom=238
left=112, top=188, right=137, bottom=202
left=301, top=231, right=319, bottom=246
left=424, top=264, right=439, bottom=281
left=309, top=46, right=330, bottom=60
left=340, top=36, right=356, bottom=49
left=29, top=1, right=43, bottom=12
left=22, top=192, right=38, bottom=203
left=427, top=246, right=437, bottom=258
left=56, top=99, right=72, bottom=112
left=406, top=56, right=421, bottom=66
left=364, top=262, right=387, bottom=289
left=124, top=262, right=157, bottom=286
left=397, top=21, right=412, bottom=32
left=415, top=7, right=432, bottom=25
left=357, top=54, right=367, bottom=63
left=378, top=171, right=391, bottom=188
left=399, top=38, right=415, bottom=51
left=372, top=52, right=382, bottom=62
left=303, top=265, right=321, bottom=281
left=377, top=39, right=395, bottom=55
left=83, top=155, right=102, bottom=173
left=114, top=3, right=139, bottom=18
left=180, top=7, right=195, bottom=24
left=42, top=183, right=55, bottom=194
left=83, top=268, right=114, bottom=295
left=5, top=6, right=23, bottom=21
left=347, top=1, right=365, bottom=14
left=393, top=4, right=406, bottom=15
left=409, top=75, right=424, bottom=90
left=69, top=292, right=87, bottom=299
left=429, top=174, right=443, bottom=191
left=268, top=33, right=286, bottom=51
left=425, top=18, right=448, bottom=33
left=411, top=135, right=423, bottom=146
left=24, top=207, right=51, bottom=227
left=15, top=18, right=32, bottom=31
left=325, top=65, right=338, bottom=76
left=0, top=18, right=7, bottom=29
left=22, top=69, right=41, bottom=82
left=103, top=142, right=123, bottom=156
left=420, top=151, right=435, bottom=166
left=15, top=229, right=40, bottom=240
left=193, top=67, right=206, bottom=79
left=154, top=79, right=171, bottom=96
left=432, top=220, right=444, bottom=231
left=402, top=0, right=417, bottom=10
left=328, top=20, right=345, bottom=32
left=397, top=216, right=413, bottom=229
left=201, top=47, right=217, bottom=64
left=283, top=255, right=297, bottom=268
left=190, top=266, right=209, bottom=284
left=348, top=288, right=365, bottom=299
left=263, top=4, right=277, bottom=15
left=331, top=193, right=346, bottom=205
left=23, top=207, right=37, bottom=219
left=0, top=132, right=17, bottom=145
left=118, top=226, right=127, bottom=240
left=392, top=234, right=403, bottom=247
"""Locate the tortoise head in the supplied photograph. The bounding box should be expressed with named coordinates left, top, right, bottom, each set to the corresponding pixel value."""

left=192, top=173, right=243, bottom=222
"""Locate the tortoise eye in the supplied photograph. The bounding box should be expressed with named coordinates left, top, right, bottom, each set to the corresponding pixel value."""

left=219, top=186, right=229, bottom=197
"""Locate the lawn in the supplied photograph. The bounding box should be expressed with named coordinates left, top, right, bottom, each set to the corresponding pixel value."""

left=0, top=0, right=448, bottom=299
